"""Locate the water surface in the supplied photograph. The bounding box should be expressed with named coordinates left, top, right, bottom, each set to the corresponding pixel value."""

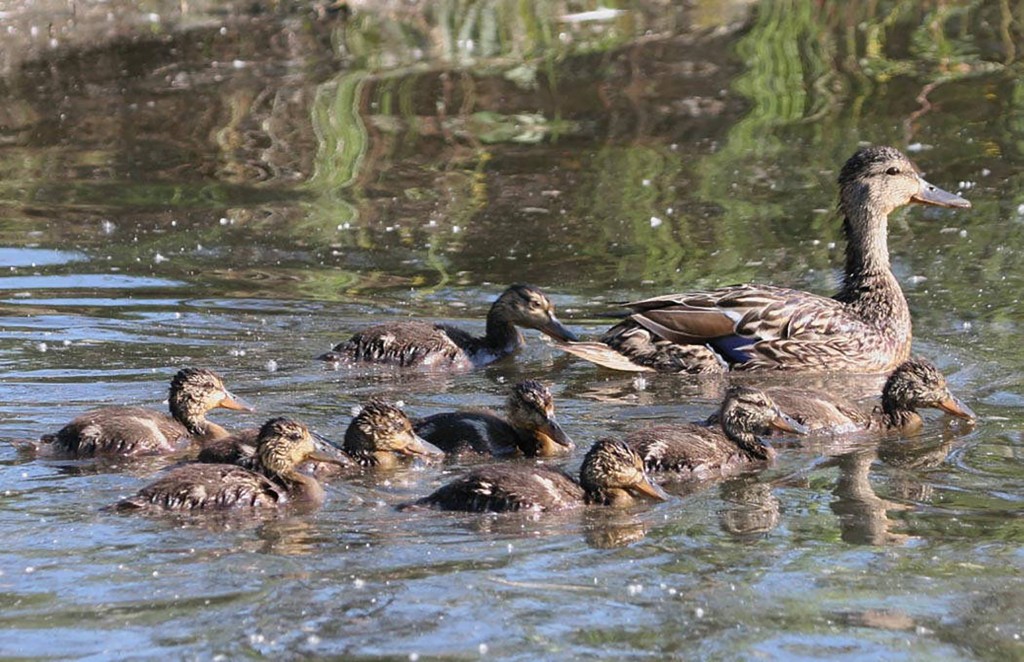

left=1, top=1, right=1023, bottom=659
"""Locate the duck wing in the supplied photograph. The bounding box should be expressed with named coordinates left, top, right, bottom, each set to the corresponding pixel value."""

left=625, top=424, right=740, bottom=475
left=322, top=322, right=471, bottom=369
left=47, top=407, right=189, bottom=457
left=115, top=464, right=286, bottom=512
left=619, top=284, right=891, bottom=370
left=414, top=465, right=584, bottom=512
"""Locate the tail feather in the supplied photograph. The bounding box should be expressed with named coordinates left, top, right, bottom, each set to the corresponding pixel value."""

left=550, top=341, right=655, bottom=373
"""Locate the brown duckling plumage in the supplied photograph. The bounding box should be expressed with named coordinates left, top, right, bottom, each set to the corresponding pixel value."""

left=762, top=357, right=974, bottom=434
left=625, top=386, right=806, bottom=477
left=414, top=380, right=574, bottom=457
left=317, top=284, right=577, bottom=370
left=405, top=438, right=667, bottom=513
left=556, top=146, right=971, bottom=374
left=40, top=368, right=251, bottom=458
left=198, top=399, right=442, bottom=473
left=114, top=417, right=345, bottom=512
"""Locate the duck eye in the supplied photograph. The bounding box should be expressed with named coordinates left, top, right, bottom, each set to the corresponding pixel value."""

left=885, top=166, right=901, bottom=176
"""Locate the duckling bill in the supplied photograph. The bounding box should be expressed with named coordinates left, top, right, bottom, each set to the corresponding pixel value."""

left=404, top=438, right=667, bottom=513
left=318, top=284, right=577, bottom=370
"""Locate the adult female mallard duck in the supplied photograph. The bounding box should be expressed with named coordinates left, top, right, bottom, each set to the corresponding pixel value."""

left=114, top=418, right=346, bottom=512
left=317, top=284, right=577, bottom=370
left=198, top=399, right=443, bottom=472
left=625, top=386, right=806, bottom=478
left=405, top=438, right=667, bottom=512
left=556, top=146, right=971, bottom=373
left=413, top=380, right=574, bottom=457
left=38, top=368, right=251, bottom=458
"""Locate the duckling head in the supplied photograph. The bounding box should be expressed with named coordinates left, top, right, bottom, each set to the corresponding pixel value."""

left=489, top=284, right=578, bottom=342
left=839, top=146, right=970, bottom=219
left=579, top=438, right=668, bottom=507
left=256, top=417, right=317, bottom=477
left=344, top=399, right=444, bottom=467
left=882, top=357, right=975, bottom=423
left=168, top=368, right=253, bottom=434
left=506, top=379, right=574, bottom=456
left=719, top=386, right=806, bottom=459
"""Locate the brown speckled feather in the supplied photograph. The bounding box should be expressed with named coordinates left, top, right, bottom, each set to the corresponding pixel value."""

left=45, top=407, right=189, bottom=457
left=413, top=464, right=585, bottom=512
left=115, top=463, right=288, bottom=511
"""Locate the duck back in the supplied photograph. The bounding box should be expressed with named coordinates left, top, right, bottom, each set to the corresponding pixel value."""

left=46, top=407, right=189, bottom=458
left=413, top=464, right=584, bottom=512
left=414, top=411, right=521, bottom=456
left=114, top=463, right=288, bottom=512
left=625, top=424, right=757, bottom=476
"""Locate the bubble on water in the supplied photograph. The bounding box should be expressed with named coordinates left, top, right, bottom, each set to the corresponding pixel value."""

left=24, top=566, right=35, bottom=573
left=307, top=634, right=321, bottom=646
left=219, top=217, right=230, bottom=226
left=478, top=643, right=489, bottom=655
left=633, top=375, right=648, bottom=391
left=409, top=653, right=420, bottom=661
left=627, top=583, right=643, bottom=596
left=264, top=359, right=278, bottom=373
left=353, top=578, right=365, bottom=588
left=695, top=606, right=705, bottom=618
left=641, top=178, right=651, bottom=186
left=153, top=253, right=168, bottom=264
left=452, top=225, right=461, bottom=234
left=229, top=349, right=247, bottom=357
left=650, top=216, right=662, bottom=228
left=35, top=342, right=47, bottom=353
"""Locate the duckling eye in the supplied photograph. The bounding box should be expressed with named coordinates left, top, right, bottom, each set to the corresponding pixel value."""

left=885, top=166, right=901, bottom=176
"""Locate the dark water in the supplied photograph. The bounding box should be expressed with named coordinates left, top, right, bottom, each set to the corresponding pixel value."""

left=1, top=1, right=1023, bottom=659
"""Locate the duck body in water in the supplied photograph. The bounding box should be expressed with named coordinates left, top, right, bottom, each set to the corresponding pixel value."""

left=625, top=386, right=806, bottom=478
left=556, top=146, right=971, bottom=374
left=114, top=418, right=345, bottom=512
left=38, top=368, right=251, bottom=458
left=318, top=284, right=577, bottom=370
left=757, top=357, right=975, bottom=435
left=414, top=380, right=573, bottom=457
left=405, top=438, right=667, bottom=513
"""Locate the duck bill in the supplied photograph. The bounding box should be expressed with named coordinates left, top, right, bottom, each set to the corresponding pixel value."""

left=771, top=412, right=808, bottom=435
left=217, top=389, right=255, bottom=412
left=632, top=476, right=669, bottom=502
left=539, top=418, right=574, bottom=449
left=538, top=313, right=579, bottom=342
left=937, top=394, right=976, bottom=421
left=911, top=175, right=971, bottom=209
left=312, top=431, right=345, bottom=451
left=305, top=450, right=353, bottom=468
left=397, top=433, right=446, bottom=458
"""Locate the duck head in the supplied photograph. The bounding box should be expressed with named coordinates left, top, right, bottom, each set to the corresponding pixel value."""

left=168, top=367, right=253, bottom=434
left=506, top=379, right=575, bottom=456
left=839, top=146, right=970, bottom=217
left=579, top=438, right=668, bottom=506
left=489, top=284, right=578, bottom=342
left=719, top=386, right=806, bottom=460
left=344, top=399, right=445, bottom=467
left=882, top=357, right=975, bottom=423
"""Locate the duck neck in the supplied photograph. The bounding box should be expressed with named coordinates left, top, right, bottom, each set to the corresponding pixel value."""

left=272, top=469, right=326, bottom=504
left=836, top=205, right=898, bottom=300
left=584, top=486, right=632, bottom=507
left=171, top=401, right=214, bottom=439
left=880, top=400, right=923, bottom=433
left=344, top=446, right=397, bottom=469
left=726, top=428, right=772, bottom=461
left=481, top=306, right=524, bottom=354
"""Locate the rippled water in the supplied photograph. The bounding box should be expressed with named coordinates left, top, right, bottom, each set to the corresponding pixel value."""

left=2, top=1, right=1024, bottom=659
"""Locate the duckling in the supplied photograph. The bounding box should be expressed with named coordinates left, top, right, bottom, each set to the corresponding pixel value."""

left=625, top=386, right=806, bottom=477
left=761, top=357, right=975, bottom=434
left=405, top=438, right=668, bottom=513
left=39, top=368, right=251, bottom=458
left=343, top=399, right=445, bottom=468
left=113, top=418, right=345, bottom=512
left=555, top=146, right=971, bottom=373
left=317, top=284, right=578, bottom=370
left=414, top=380, right=574, bottom=457
left=198, top=399, right=443, bottom=472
